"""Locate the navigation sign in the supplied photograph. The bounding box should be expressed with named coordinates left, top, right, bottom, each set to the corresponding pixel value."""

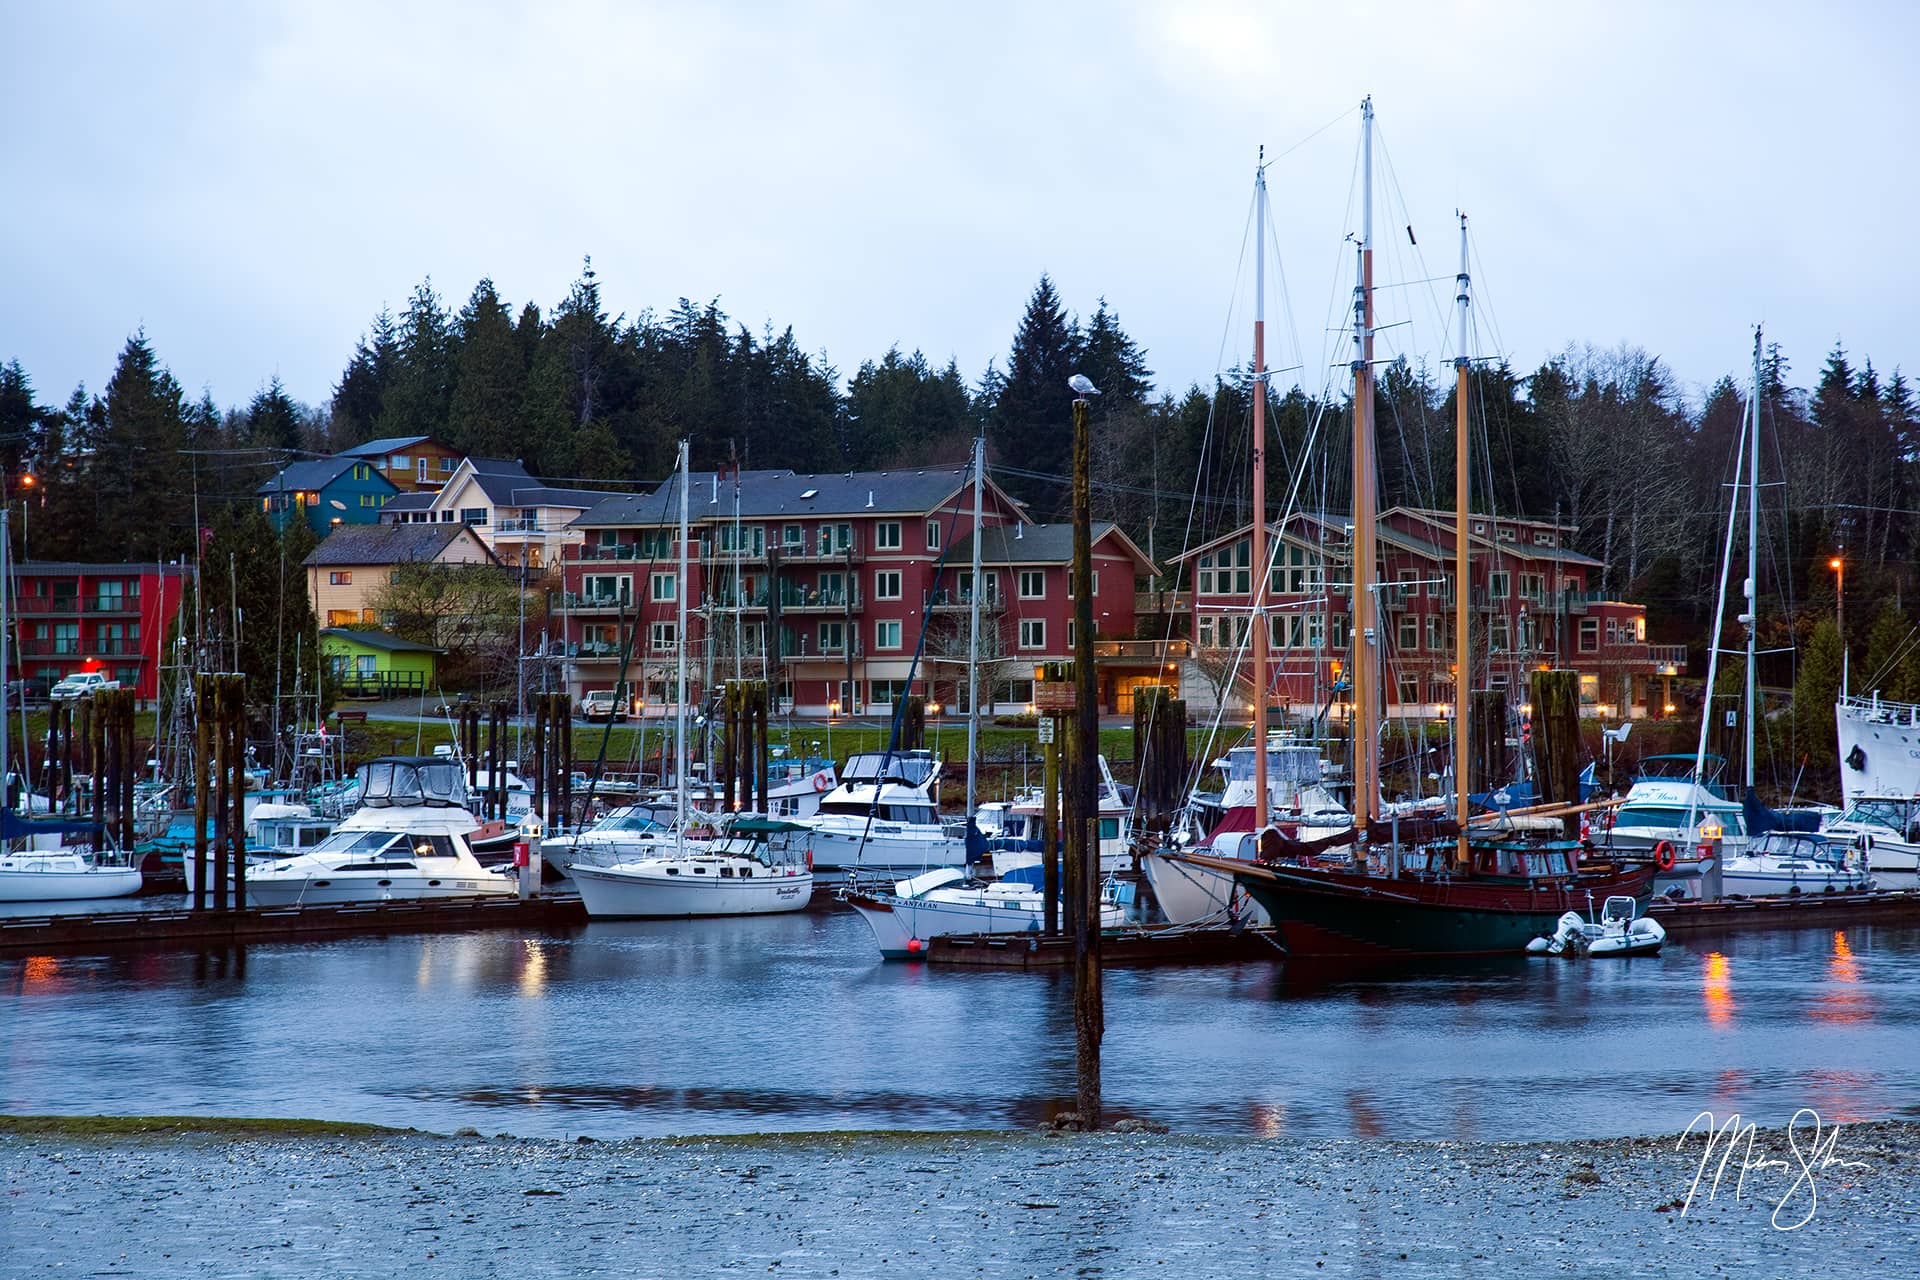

left=1037, top=719, right=1055, bottom=744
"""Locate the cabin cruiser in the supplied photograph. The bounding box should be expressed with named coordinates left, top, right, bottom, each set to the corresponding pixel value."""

left=540, top=804, right=711, bottom=877
left=1718, top=830, right=1873, bottom=897
left=171, top=801, right=338, bottom=895
left=246, top=757, right=514, bottom=906
left=1597, top=754, right=1747, bottom=856
left=570, top=818, right=813, bottom=917
left=0, top=807, right=143, bottom=902
left=844, top=864, right=1126, bottom=959
left=792, top=750, right=964, bottom=885
left=1820, top=797, right=1920, bottom=883
left=981, top=755, right=1135, bottom=876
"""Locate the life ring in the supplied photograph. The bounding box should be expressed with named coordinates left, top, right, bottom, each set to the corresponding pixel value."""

left=811, top=770, right=833, bottom=792
left=805, top=844, right=814, bottom=871
left=1654, top=841, right=1676, bottom=872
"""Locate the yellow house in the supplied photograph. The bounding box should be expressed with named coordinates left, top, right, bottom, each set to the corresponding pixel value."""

left=303, top=523, right=497, bottom=629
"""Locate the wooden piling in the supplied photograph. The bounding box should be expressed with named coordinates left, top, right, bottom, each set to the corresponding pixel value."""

left=754, top=680, right=769, bottom=816
left=1528, top=669, right=1582, bottom=837
left=902, top=695, right=925, bottom=752
left=1042, top=719, right=1060, bottom=936
left=193, top=675, right=210, bottom=912
left=1470, top=690, right=1509, bottom=792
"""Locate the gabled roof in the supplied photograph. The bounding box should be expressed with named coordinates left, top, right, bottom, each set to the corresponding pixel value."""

left=256, top=456, right=382, bottom=495
left=461, top=457, right=538, bottom=504
left=378, top=491, right=437, bottom=513
left=318, top=627, right=444, bottom=654
left=506, top=484, right=625, bottom=509
left=1169, top=512, right=1347, bottom=566
left=949, top=522, right=1156, bottom=573
left=338, top=435, right=439, bottom=458
left=302, top=522, right=496, bottom=568
left=572, top=466, right=1026, bottom=528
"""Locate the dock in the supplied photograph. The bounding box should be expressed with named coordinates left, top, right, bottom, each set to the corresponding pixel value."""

left=924, top=924, right=1282, bottom=968
left=0, top=894, right=588, bottom=957
left=1648, top=888, right=1920, bottom=933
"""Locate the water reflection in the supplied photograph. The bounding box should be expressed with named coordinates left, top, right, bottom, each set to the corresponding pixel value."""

left=5, top=918, right=1919, bottom=1142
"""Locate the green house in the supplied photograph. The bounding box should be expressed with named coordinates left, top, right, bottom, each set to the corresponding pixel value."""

left=320, top=628, right=442, bottom=700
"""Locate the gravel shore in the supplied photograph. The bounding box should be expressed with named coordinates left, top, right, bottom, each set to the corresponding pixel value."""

left=4, top=1118, right=1914, bottom=1277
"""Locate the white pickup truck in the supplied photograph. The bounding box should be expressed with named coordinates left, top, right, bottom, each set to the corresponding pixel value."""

left=50, top=671, right=120, bottom=700
left=578, top=690, right=629, bottom=723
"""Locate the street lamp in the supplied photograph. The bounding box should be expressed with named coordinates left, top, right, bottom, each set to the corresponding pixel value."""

left=1830, top=555, right=1846, bottom=696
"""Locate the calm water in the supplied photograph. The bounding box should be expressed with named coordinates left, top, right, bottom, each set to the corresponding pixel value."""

left=3, top=906, right=1917, bottom=1141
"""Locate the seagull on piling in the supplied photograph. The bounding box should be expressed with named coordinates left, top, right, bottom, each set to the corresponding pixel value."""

left=1068, top=374, right=1099, bottom=397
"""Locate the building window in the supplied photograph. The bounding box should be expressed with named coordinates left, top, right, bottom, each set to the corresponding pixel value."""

left=1397, top=674, right=1419, bottom=705
left=1521, top=573, right=1544, bottom=603
left=462, top=508, right=488, bottom=526
left=1197, top=552, right=1215, bottom=596
left=417, top=458, right=429, bottom=482
left=1490, top=571, right=1510, bottom=599
left=1605, top=619, right=1619, bottom=646
left=1198, top=616, right=1216, bottom=649
left=441, top=456, right=455, bottom=472
left=1425, top=615, right=1443, bottom=651
left=1019, top=570, right=1045, bottom=599
left=874, top=570, right=902, bottom=600
left=650, top=572, right=676, bottom=602
left=876, top=521, right=902, bottom=550
left=1534, top=531, right=1556, bottom=546
left=1067, top=571, right=1099, bottom=599
left=876, top=619, right=902, bottom=650
left=1019, top=619, right=1046, bottom=650
left=328, top=571, right=351, bottom=586
left=1580, top=618, right=1599, bottom=652
left=1332, top=616, right=1351, bottom=649
left=1498, top=526, right=1516, bottom=542
left=650, top=622, right=677, bottom=652
left=1635, top=616, right=1647, bottom=642
left=389, top=455, right=410, bottom=470
left=1308, top=613, right=1326, bottom=648
left=1490, top=618, right=1510, bottom=651
left=782, top=524, right=803, bottom=548
left=1398, top=615, right=1419, bottom=651
left=925, top=520, right=941, bottom=551
left=818, top=621, right=846, bottom=654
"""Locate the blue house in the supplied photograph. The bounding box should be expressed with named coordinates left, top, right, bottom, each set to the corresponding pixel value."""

left=258, top=458, right=402, bottom=537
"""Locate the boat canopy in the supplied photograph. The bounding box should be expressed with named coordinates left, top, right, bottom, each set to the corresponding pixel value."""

left=356, top=758, right=467, bottom=809
left=726, top=817, right=810, bottom=834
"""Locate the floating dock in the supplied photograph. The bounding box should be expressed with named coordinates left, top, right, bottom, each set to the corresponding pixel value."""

left=924, top=924, right=1282, bottom=968
left=0, top=894, right=588, bottom=957
left=1648, top=888, right=1920, bottom=934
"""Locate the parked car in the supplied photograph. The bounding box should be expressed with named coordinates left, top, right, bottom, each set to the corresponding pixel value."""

left=50, top=672, right=120, bottom=701
left=578, top=690, right=629, bottom=723
left=3, top=677, right=50, bottom=705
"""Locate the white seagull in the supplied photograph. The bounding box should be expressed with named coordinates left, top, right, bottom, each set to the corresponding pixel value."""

left=1068, top=374, right=1099, bottom=397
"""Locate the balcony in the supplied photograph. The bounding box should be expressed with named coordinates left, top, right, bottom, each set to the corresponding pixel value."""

left=573, top=542, right=682, bottom=563
left=17, top=640, right=81, bottom=657
left=560, top=592, right=634, bottom=613
left=1093, top=638, right=1191, bottom=663
left=493, top=517, right=543, bottom=534
left=1134, top=589, right=1192, bottom=615
left=924, top=588, right=1003, bottom=613
left=1650, top=643, right=1688, bottom=675
left=774, top=588, right=863, bottom=614
left=784, top=639, right=866, bottom=662
left=711, top=544, right=768, bottom=564
left=15, top=595, right=139, bottom=615
left=768, top=542, right=863, bottom=565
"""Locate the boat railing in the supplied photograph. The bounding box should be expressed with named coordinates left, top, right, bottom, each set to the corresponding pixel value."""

left=1839, top=692, right=1920, bottom=725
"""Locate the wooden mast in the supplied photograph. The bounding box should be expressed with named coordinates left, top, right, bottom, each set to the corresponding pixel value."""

left=1453, top=212, right=1472, bottom=869
left=1251, top=151, right=1271, bottom=825
left=1350, top=96, right=1377, bottom=853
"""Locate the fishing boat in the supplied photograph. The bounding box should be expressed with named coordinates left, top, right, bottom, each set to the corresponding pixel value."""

left=1718, top=830, right=1872, bottom=896
left=245, top=757, right=514, bottom=906
left=571, top=817, right=812, bottom=917
left=1526, top=894, right=1666, bottom=957
left=792, top=749, right=965, bottom=884
left=845, top=864, right=1126, bottom=959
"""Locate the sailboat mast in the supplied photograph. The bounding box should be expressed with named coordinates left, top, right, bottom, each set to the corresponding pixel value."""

left=965, top=434, right=984, bottom=817
left=1251, top=150, right=1271, bottom=824
left=1453, top=212, right=1472, bottom=864
left=1350, top=96, right=1378, bottom=840
left=1745, top=327, right=1762, bottom=791
left=676, top=439, right=691, bottom=854
left=1, top=508, right=10, bottom=810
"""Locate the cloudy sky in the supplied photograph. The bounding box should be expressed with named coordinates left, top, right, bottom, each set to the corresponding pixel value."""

left=5, top=1, right=1914, bottom=414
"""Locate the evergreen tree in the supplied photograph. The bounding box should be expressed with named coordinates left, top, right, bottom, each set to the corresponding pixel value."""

left=524, top=259, right=620, bottom=473
left=846, top=347, right=974, bottom=467
left=330, top=308, right=397, bottom=446
left=448, top=279, right=527, bottom=459
left=201, top=503, right=318, bottom=705
left=0, top=360, right=47, bottom=477
left=1078, top=299, right=1152, bottom=409
left=245, top=376, right=303, bottom=452
left=988, top=275, right=1081, bottom=514
left=95, top=332, right=190, bottom=561
left=1793, top=617, right=1845, bottom=763
left=1859, top=603, right=1920, bottom=704
left=375, top=280, right=455, bottom=441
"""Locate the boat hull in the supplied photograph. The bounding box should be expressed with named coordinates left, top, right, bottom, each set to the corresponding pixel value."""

left=0, top=861, right=144, bottom=903
left=1227, top=861, right=1658, bottom=960
left=571, top=863, right=813, bottom=917
left=846, top=890, right=1125, bottom=959
left=801, top=826, right=965, bottom=885
left=1140, top=851, right=1270, bottom=926
left=246, top=873, right=514, bottom=907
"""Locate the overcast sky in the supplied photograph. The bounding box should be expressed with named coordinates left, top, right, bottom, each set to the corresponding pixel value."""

left=5, top=1, right=1915, bottom=416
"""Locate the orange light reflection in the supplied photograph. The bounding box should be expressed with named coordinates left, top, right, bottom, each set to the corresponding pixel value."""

left=1703, top=951, right=1734, bottom=1027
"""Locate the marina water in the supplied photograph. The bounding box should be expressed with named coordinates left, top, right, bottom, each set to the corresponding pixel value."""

left=5, top=906, right=1917, bottom=1141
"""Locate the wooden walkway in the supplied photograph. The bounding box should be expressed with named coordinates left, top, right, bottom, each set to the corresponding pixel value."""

left=925, top=924, right=1281, bottom=968
left=1648, top=887, right=1920, bottom=934
left=0, top=894, right=588, bottom=957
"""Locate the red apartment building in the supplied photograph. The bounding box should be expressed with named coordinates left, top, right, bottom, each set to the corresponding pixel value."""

left=11, top=561, right=194, bottom=702
left=555, top=468, right=1164, bottom=717
left=1174, top=508, right=1684, bottom=719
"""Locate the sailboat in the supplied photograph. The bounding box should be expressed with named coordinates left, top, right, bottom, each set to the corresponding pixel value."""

left=572, top=440, right=814, bottom=918
left=1183, top=103, right=1652, bottom=960
left=0, top=516, right=143, bottom=903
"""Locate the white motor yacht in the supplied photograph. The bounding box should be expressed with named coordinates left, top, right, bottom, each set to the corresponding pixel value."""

left=246, top=757, right=514, bottom=906
left=1719, top=830, right=1873, bottom=897
left=0, top=833, right=143, bottom=903
left=845, top=864, right=1126, bottom=959
left=541, top=804, right=710, bottom=877
left=570, top=818, right=813, bottom=917
left=794, top=750, right=965, bottom=885
left=1819, top=796, right=1920, bottom=882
